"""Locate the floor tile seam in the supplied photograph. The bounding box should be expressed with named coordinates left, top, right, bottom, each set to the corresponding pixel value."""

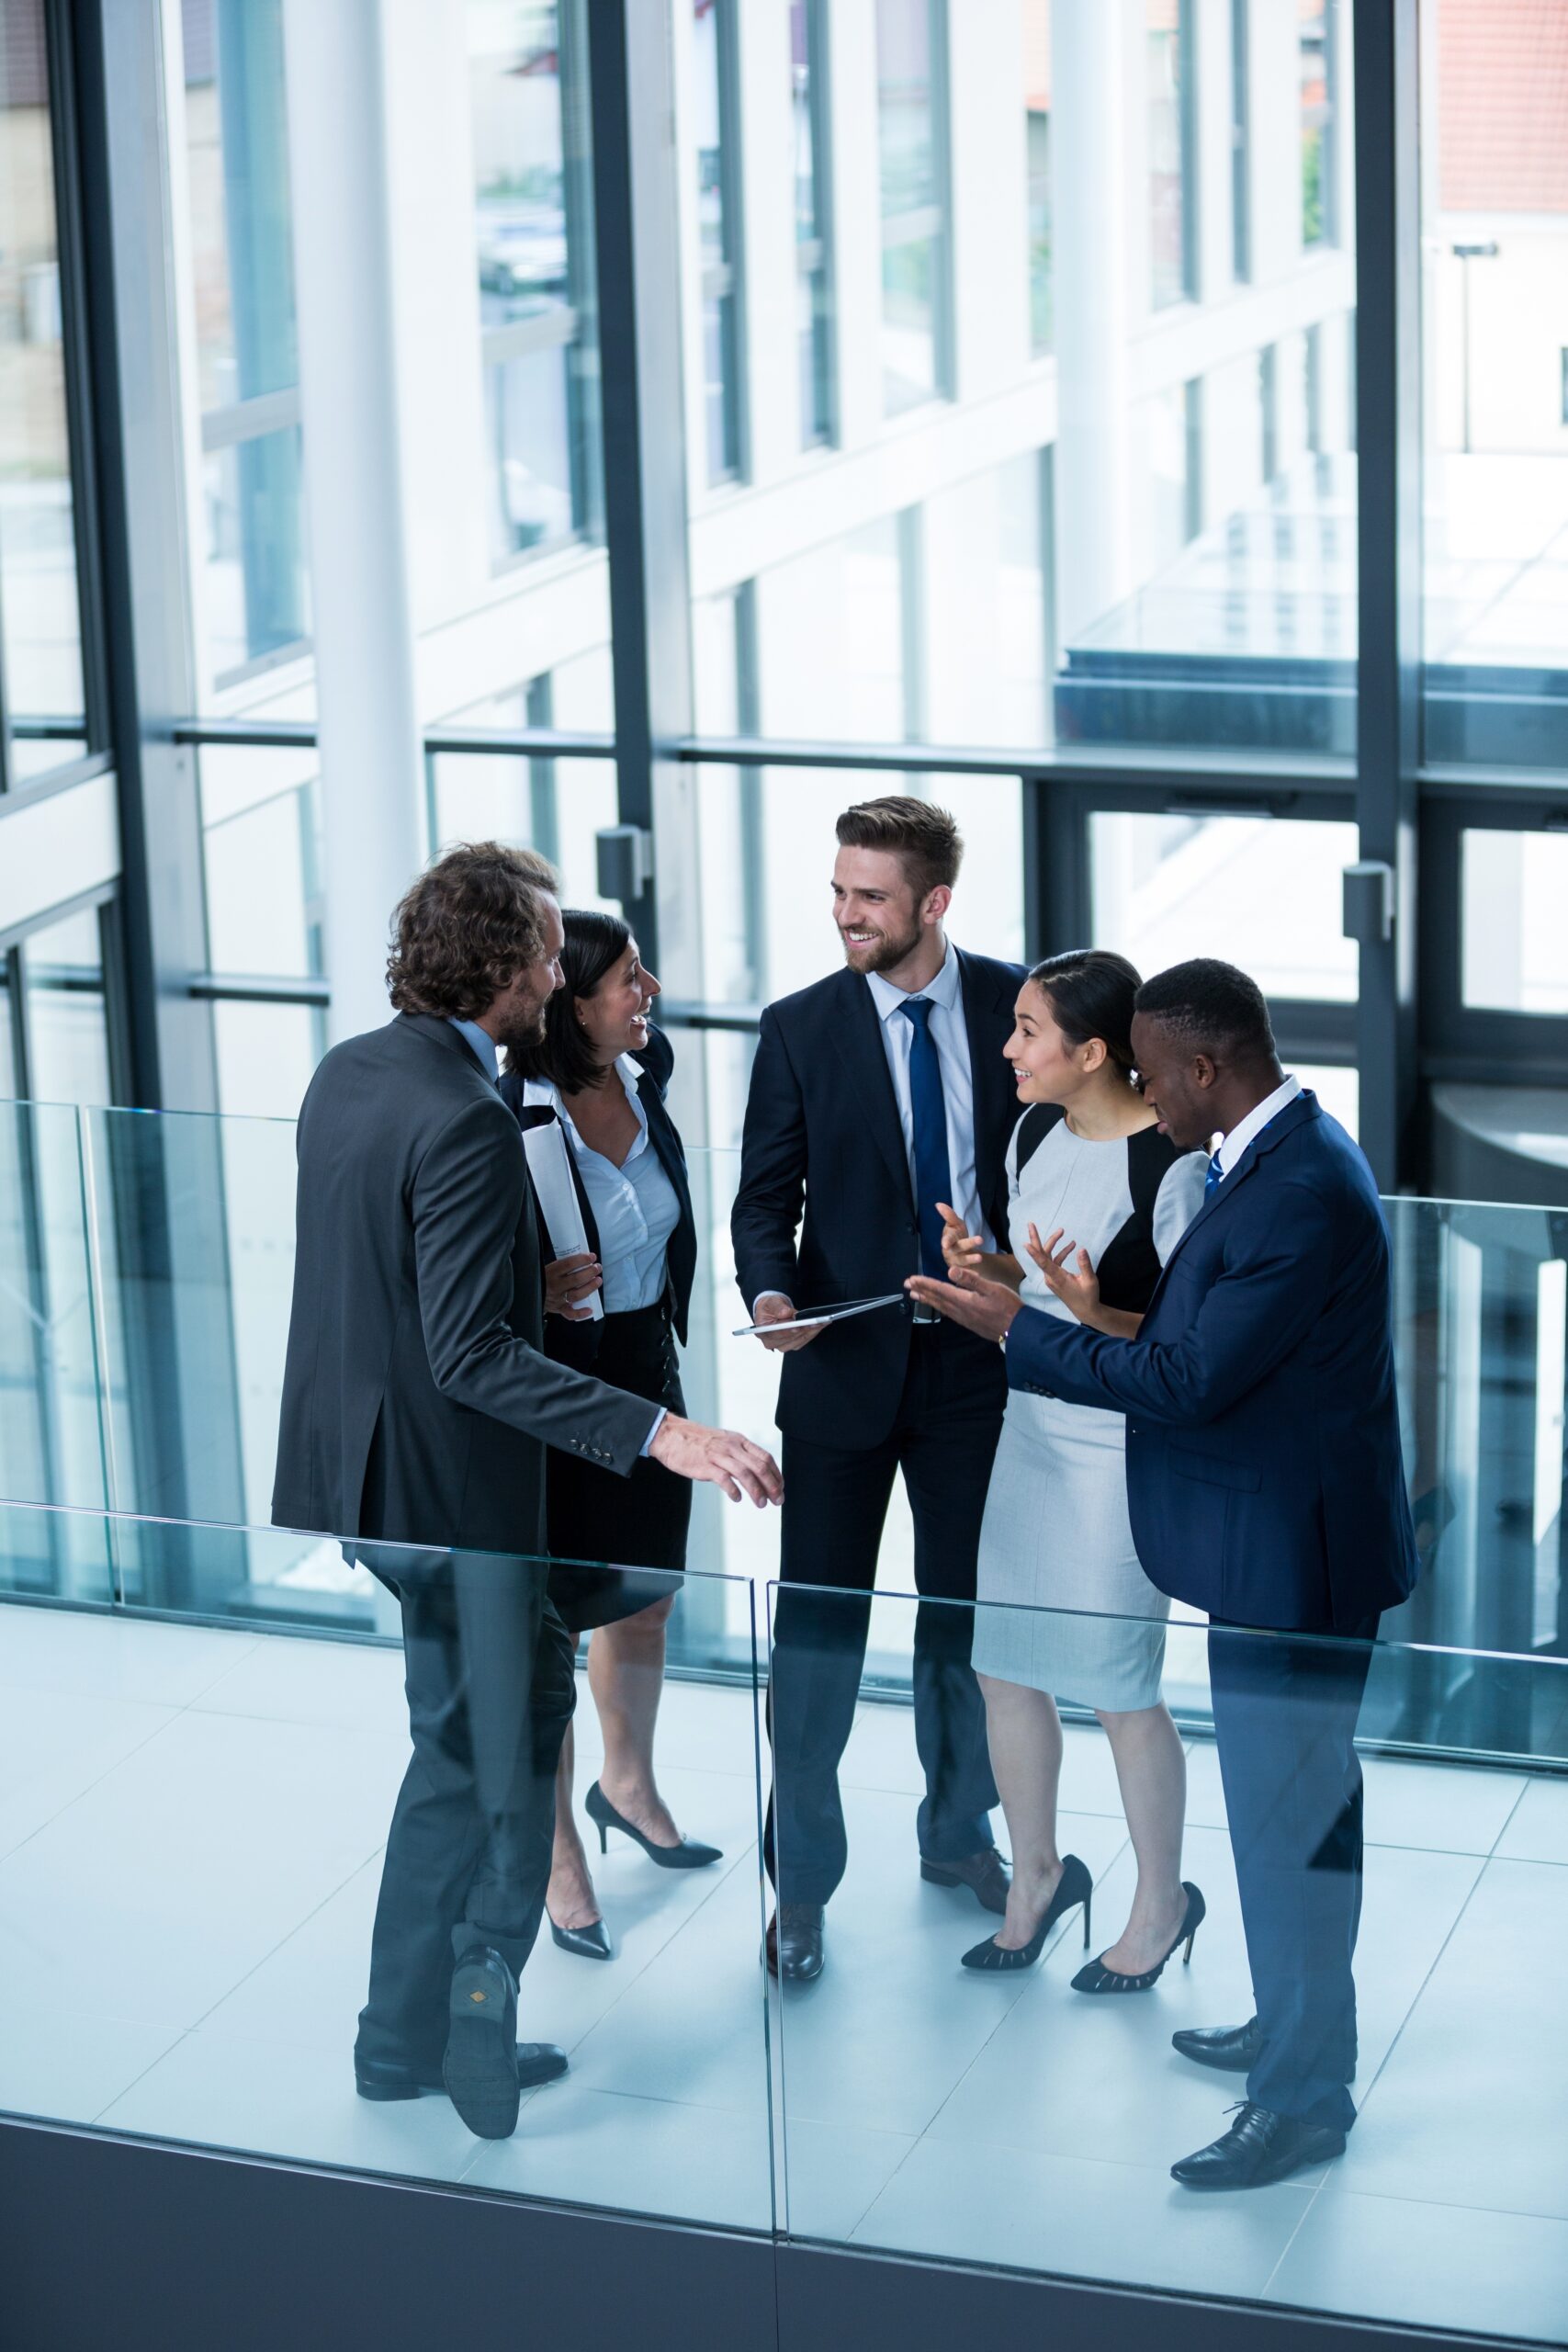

left=1311, top=2176, right=1568, bottom=2227
left=0, top=1702, right=195, bottom=1869
left=547, top=1849, right=765, bottom=2052
left=87, top=2025, right=197, bottom=2126
left=1348, top=1846, right=1495, bottom=2123
left=1258, top=2168, right=1333, bottom=2297
left=851, top=2125, right=1325, bottom=2196
left=790, top=2120, right=924, bottom=2242
left=180, top=1849, right=390, bottom=2037
left=181, top=1698, right=413, bottom=1738
left=164, top=1634, right=271, bottom=1706
left=856, top=1829, right=1139, bottom=2152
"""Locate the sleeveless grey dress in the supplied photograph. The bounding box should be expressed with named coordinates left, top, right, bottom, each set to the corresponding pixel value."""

left=972, top=1115, right=1208, bottom=1710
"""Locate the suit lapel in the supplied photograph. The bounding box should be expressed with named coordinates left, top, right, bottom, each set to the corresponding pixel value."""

left=1148, top=1091, right=1320, bottom=1291
left=829, top=967, right=914, bottom=1210
left=638, top=1069, right=694, bottom=1242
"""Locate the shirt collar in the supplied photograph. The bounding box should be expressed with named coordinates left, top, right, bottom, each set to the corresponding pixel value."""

left=1213, top=1073, right=1302, bottom=1177
left=865, top=938, right=962, bottom=1024
left=522, top=1056, right=649, bottom=1139
left=448, top=1016, right=499, bottom=1086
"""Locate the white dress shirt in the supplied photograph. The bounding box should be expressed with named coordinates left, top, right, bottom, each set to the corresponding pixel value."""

left=864, top=939, right=993, bottom=1251
left=1210, top=1072, right=1303, bottom=1181
left=524, top=1060, right=682, bottom=1316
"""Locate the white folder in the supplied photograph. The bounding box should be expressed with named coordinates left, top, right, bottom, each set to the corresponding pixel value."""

left=519, top=1091, right=604, bottom=1322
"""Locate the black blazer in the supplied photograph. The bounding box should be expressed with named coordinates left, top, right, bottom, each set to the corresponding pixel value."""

left=498, top=1025, right=696, bottom=1374
left=1006, top=1091, right=1420, bottom=1634
left=271, top=1012, right=659, bottom=1555
left=731, top=948, right=1024, bottom=1449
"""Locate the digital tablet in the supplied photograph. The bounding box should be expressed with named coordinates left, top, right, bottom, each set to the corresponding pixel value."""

left=732, top=1292, right=908, bottom=1338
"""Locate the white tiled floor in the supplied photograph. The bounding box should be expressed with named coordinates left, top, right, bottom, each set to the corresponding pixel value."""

left=2, top=1600, right=1566, bottom=2344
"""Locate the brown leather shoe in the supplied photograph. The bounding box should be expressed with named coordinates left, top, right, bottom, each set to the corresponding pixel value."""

left=920, top=1845, right=1010, bottom=1916
left=764, top=1903, right=825, bottom=1982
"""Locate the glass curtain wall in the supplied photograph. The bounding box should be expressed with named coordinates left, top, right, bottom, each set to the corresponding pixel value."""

left=468, top=0, right=603, bottom=568
left=791, top=0, right=832, bottom=445
left=1146, top=0, right=1194, bottom=311
left=1420, top=0, right=1568, bottom=775
left=179, top=0, right=310, bottom=691
left=1022, top=0, right=1052, bottom=356
left=875, top=0, right=948, bottom=416
left=0, top=0, right=88, bottom=782
left=693, top=0, right=743, bottom=482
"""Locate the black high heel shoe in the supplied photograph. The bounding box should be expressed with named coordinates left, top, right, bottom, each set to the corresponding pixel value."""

left=961, top=1853, right=1093, bottom=1973
left=584, top=1781, right=723, bottom=1871
left=549, top=1914, right=613, bottom=1962
left=1070, top=1882, right=1205, bottom=1994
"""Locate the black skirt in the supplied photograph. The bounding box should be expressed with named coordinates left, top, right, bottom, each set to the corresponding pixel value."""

left=547, top=1302, right=691, bottom=1635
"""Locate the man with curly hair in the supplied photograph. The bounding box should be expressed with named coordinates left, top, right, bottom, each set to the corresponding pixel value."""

left=274, top=842, right=781, bottom=2140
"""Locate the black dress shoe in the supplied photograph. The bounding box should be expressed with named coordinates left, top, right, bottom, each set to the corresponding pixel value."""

left=1171, top=2016, right=1264, bottom=2073
left=549, top=1914, right=613, bottom=1962
left=764, top=1903, right=825, bottom=1982
left=585, top=1781, right=722, bottom=1870
left=443, top=1946, right=522, bottom=2139
left=1171, top=2102, right=1346, bottom=2191
left=356, top=2044, right=570, bottom=2100
left=921, top=1844, right=1010, bottom=1916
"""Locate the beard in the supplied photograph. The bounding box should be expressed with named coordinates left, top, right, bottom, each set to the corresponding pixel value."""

left=839, top=917, right=922, bottom=976
left=492, top=993, right=550, bottom=1055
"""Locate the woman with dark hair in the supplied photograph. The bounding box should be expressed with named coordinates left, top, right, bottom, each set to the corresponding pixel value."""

left=940, top=951, right=1209, bottom=1988
left=500, top=910, right=719, bottom=1962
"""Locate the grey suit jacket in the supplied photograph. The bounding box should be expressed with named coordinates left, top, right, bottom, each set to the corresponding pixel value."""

left=271, top=1012, right=658, bottom=1555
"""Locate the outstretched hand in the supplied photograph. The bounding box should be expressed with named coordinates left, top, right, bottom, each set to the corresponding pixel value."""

left=905, top=1266, right=1021, bottom=1345
left=649, top=1415, right=784, bottom=1508
left=937, top=1201, right=985, bottom=1272
left=1025, top=1225, right=1102, bottom=1326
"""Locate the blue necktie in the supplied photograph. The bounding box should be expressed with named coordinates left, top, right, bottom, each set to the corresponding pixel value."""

left=1204, top=1152, right=1223, bottom=1199
left=900, top=998, right=954, bottom=1280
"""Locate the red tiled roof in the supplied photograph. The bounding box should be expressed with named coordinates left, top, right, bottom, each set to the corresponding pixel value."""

left=1438, top=0, right=1568, bottom=212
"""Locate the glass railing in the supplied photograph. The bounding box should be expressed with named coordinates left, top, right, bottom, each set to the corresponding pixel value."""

left=0, top=1500, right=773, bottom=2231
left=3, top=1506, right=1565, bottom=2346
left=3, top=1096, right=1568, bottom=1757
left=766, top=1582, right=1568, bottom=2344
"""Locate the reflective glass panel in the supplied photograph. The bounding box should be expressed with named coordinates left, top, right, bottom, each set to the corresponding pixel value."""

left=0, top=1507, right=772, bottom=2231
left=769, top=1582, right=1568, bottom=2346
left=1089, top=811, right=1359, bottom=1002
left=469, top=0, right=602, bottom=565
left=1147, top=0, right=1191, bottom=310
left=792, top=0, right=832, bottom=442
left=1420, top=0, right=1568, bottom=768
left=0, top=0, right=86, bottom=776
left=17, top=905, right=109, bottom=1106
left=1022, top=0, right=1052, bottom=354
left=181, top=0, right=310, bottom=686
left=1461, top=828, right=1568, bottom=1014
left=877, top=0, right=945, bottom=414
left=694, top=0, right=741, bottom=481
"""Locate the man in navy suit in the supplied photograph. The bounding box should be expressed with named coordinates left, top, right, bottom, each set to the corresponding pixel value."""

left=909, top=959, right=1417, bottom=2190
left=733, top=797, right=1025, bottom=1982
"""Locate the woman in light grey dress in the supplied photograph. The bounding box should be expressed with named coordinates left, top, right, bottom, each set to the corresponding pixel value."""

left=940, top=953, right=1209, bottom=1987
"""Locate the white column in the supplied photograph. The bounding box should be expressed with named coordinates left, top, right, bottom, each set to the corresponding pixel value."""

left=282, top=0, right=425, bottom=1047
left=946, top=0, right=1031, bottom=400
left=824, top=0, right=883, bottom=447
left=1051, top=0, right=1134, bottom=642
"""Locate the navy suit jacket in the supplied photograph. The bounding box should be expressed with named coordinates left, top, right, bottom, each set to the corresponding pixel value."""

left=731, top=948, right=1023, bottom=1450
left=1004, top=1092, right=1418, bottom=1633
left=498, top=1024, right=695, bottom=1374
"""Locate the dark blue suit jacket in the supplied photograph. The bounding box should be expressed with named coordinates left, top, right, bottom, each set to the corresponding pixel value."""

left=1004, top=1092, right=1418, bottom=1633
left=731, top=949, right=1023, bottom=1449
